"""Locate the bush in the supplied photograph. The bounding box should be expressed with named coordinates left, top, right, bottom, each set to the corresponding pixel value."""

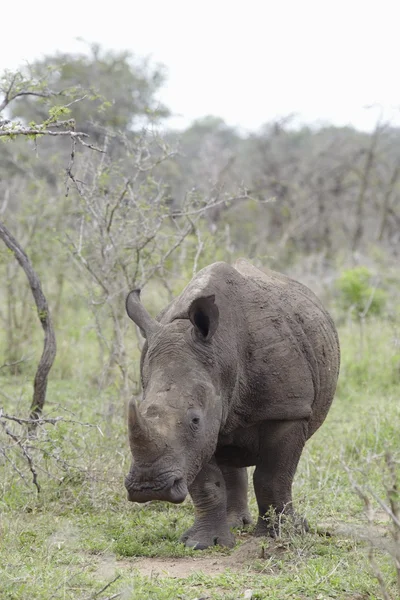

left=336, top=266, right=387, bottom=319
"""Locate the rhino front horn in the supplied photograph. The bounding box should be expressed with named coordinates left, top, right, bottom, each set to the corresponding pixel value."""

left=127, top=399, right=150, bottom=450
left=125, top=289, right=162, bottom=339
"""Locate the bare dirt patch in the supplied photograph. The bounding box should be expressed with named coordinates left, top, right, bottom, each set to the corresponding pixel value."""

left=93, top=553, right=232, bottom=580
left=131, top=539, right=266, bottom=579
left=92, top=519, right=395, bottom=580
left=132, top=555, right=231, bottom=578
left=91, top=538, right=265, bottom=580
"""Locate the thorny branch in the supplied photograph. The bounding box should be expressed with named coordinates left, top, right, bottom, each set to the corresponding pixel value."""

left=0, top=416, right=40, bottom=492
left=191, top=220, right=204, bottom=276
left=0, top=123, right=104, bottom=154
left=0, top=445, right=30, bottom=486
left=0, top=83, right=64, bottom=113
left=368, top=548, right=392, bottom=600
left=171, top=191, right=257, bottom=218
left=0, top=126, right=87, bottom=138
left=0, top=407, right=105, bottom=493
left=0, top=356, right=30, bottom=371
left=344, top=453, right=400, bottom=597
left=0, top=409, right=104, bottom=433
left=62, top=126, right=262, bottom=394
left=385, top=452, right=400, bottom=592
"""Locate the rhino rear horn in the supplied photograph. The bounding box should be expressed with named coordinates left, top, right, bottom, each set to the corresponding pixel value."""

left=126, top=289, right=162, bottom=339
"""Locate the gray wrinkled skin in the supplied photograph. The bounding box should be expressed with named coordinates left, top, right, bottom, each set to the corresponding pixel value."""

left=124, top=259, right=340, bottom=549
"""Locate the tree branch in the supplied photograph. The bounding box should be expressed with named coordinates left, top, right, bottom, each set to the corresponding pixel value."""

left=0, top=418, right=40, bottom=492
left=0, top=126, right=85, bottom=138
left=0, top=88, right=64, bottom=113
left=0, top=221, right=57, bottom=425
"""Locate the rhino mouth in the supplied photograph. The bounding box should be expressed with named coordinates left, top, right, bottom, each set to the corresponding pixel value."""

left=125, top=473, right=188, bottom=504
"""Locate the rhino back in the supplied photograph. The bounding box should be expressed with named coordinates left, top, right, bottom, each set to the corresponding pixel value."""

left=154, top=260, right=339, bottom=438
left=232, top=258, right=340, bottom=437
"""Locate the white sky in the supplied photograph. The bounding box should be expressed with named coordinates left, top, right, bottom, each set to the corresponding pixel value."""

left=1, top=0, right=399, bottom=132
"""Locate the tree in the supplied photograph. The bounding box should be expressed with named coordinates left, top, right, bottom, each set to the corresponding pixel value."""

left=162, top=116, right=241, bottom=211
left=0, top=222, right=56, bottom=424
left=0, top=59, right=251, bottom=405
left=8, top=43, right=169, bottom=141
left=0, top=66, right=102, bottom=422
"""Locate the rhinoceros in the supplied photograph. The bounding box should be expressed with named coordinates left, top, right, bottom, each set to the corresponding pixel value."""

left=124, top=259, right=340, bottom=549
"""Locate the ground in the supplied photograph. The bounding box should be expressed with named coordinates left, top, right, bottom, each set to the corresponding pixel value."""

left=1, top=320, right=399, bottom=599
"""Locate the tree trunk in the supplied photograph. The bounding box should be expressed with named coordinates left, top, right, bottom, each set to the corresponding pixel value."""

left=0, top=221, right=57, bottom=425
left=377, top=163, right=400, bottom=242
left=352, top=124, right=382, bottom=252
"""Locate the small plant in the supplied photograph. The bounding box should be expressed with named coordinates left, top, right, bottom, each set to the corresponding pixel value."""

left=336, top=266, right=387, bottom=319
left=345, top=451, right=400, bottom=599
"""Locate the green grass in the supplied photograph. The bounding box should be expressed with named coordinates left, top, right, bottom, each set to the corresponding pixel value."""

left=1, top=318, right=400, bottom=599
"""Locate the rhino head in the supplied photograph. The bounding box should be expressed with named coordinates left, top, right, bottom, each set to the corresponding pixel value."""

left=124, top=289, right=222, bottom=504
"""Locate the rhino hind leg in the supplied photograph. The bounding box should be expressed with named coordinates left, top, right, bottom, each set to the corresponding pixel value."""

left=180, top=459, right=235, bottom=550
left=253, top=419, right=309, bottom=537
left=219, top=465, right=253, bottom=528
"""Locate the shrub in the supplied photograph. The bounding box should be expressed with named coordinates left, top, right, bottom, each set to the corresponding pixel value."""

left=336, top=266, right=387, bottom=319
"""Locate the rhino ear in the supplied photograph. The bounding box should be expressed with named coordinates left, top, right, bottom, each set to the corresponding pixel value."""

left=188, top=295, right=219, bottom=341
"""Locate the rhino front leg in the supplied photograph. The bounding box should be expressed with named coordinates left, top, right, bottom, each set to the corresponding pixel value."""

left=181, top=459, right=235, bottom=550
left=253, top=419, right=309, bottom=537
left=219, top=465, right=253, bottom=528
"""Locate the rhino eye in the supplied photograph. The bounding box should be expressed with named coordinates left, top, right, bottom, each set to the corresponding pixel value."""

left=187, top=410, right=202, bottom=431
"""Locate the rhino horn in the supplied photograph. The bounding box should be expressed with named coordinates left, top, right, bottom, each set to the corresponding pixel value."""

left=128, top=398, right=151, bottom=451
left=126, top=289, right=162, bottom=339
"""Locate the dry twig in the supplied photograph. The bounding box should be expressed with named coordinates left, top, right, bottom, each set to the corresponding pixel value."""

left=86, top=575, right=121, bottom=600
left=0, top=417, right=40, bottom=492
left=344, top=454, right=400, bottom=598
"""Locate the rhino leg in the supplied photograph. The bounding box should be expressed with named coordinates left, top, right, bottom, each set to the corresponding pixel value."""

left=219, top=465, right=253, bottom=528
left=180, top=459, right=235, bottom=550
left=253, top=419, right=309, bottom=537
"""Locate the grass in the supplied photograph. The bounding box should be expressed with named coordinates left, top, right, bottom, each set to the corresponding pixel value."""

left=1, top=316, right=400, bottom=599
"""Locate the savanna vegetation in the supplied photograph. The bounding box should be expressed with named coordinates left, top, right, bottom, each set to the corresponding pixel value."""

left=1, top=44, right=399, bottom=599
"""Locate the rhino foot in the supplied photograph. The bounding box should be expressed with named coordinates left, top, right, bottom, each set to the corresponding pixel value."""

left=254, top=513, right=309, bottom=538
left=227, top=510, right=253, bottom=529
left=181, top=524, right=235, bottom=550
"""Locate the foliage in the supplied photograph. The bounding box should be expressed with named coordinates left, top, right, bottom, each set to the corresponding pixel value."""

left=7, top=43, right=169, bottom=137
left=335, top=266, right=387, bottom=319
left=0, top=53, right=248, bottom=396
